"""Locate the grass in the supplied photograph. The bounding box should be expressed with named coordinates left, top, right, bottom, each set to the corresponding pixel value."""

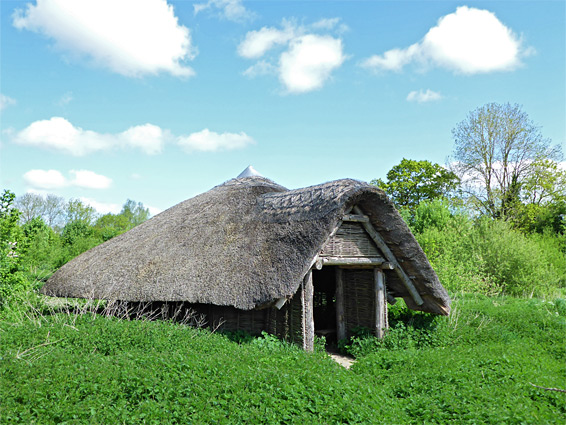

left=1, top=293, right=565, bottom=424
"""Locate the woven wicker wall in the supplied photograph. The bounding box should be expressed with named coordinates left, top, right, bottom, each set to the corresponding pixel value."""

left=342, top=269, right=375, bottom=335
left=268, top=290, right=303, bottom=344
left=321, top=222, right=382, bottom=258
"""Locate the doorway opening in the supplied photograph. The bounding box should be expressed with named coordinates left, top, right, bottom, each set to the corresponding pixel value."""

left=312, top=266, right=337, bottom=346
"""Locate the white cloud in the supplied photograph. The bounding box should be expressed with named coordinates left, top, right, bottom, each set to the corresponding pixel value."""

left=70, top=170, right=112, bottom=189
left=177, top=129, right=255, bottom=153
left=406, top=89, right=443, bottom=103
left=14, top=118, right=254, bottom=156
left=13, top=0, right=195, bottom=78
left=23, top=168, right=113, bottom=190
left=194, top=0, right=254, bottom=22
left=80, top=197, right=121, bottom=215
left=119, top=124, right=167, bottom=155
left=238, top=19, right=346, bottom=93
left=238, top=23, right=296, bottom=59
left=13, top=117, right=166, bottom=156
left=0, top=94, right=16, bottom=110
left=361, top=6, right=525, bottom=74
left=279, top=35, right=345, bottom=93
left=23, top=169, right=67, bottom=190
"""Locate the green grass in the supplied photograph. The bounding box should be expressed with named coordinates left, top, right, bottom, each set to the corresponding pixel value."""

left=1, top=294, right=565, bottom=424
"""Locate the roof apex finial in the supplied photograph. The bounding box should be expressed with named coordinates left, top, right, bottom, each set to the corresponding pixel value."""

left=237, top=165, right=263, bottom=178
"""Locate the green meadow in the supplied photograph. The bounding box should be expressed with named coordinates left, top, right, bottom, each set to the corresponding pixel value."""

left=1, top=293, right=564, bottom=424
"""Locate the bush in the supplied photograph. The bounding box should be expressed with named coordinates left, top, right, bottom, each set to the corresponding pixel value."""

left=413, top=207, right=565, bottom=298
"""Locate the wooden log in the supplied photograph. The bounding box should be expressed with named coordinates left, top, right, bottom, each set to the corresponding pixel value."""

left=335, top=268, right=346, bottom=341
left=302, top=270, right=315, bottom=351
left=321, top=256, right=385, bottom=266
left=342, top=214, right=369, bottom=223
left=352, top=206, right=424, bottom=306
left=374, top=268, right=386, bottom=338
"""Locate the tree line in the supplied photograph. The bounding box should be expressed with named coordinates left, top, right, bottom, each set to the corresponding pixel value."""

left=0, top=192, right=150, bottom=306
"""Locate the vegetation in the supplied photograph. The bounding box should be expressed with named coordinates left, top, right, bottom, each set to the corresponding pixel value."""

left=0, top=294, right=564, bottom=424
left=0, top=190, right=150, bottom=308
left=371, top=158, right=460, bottom=215
left=451, top=102, right=563, bottom=221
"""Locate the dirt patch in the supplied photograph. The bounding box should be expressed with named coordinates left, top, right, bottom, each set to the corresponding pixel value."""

left=328, top=352, right=355, bottom=369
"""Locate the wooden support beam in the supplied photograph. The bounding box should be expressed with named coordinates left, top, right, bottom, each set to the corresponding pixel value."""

left=352, top=206, right=424, bottom=306
left=302, top=270, right=314, bottom=351
left=387, top=294, right=397, bottom=305
left=342, top=214, right=369, bottom=223
left=374, top=268, right=386, bottom=338
left=335, top=268, right=346, bottom=342
left=321, top=256, right=385, bottom=266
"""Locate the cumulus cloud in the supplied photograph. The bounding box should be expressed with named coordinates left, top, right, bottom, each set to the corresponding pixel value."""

left=23, top=169, right=67, bottom=190
left=406, top=89, right=443, bottom=103
left=13, top=117, right=167, bottom=156
left=361, top=6, right=525, bottom=74
left=238, top=23, right=296, bottom=59
left=23, top=168, right=112, bottom=190
left=119, top=124, right=167, bottom=155
left=13, top=0, right=195, bottom=78
left=1, top=94, right=16, bottom=110
left=177, top=129, right=255, bottom=153
left=194, top=0, right=254, bottom=22
left=279, top=35, right=345, bottom=93
left=13, top=117, right=255, bottom=156
left=70, top=170, right=112, bottom=189
left=238, top=19, right=346, bottom=93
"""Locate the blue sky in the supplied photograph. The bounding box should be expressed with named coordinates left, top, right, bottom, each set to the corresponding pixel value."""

left=1, top=0, right=564, bottom=215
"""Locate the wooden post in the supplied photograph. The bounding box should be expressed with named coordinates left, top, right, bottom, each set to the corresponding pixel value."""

left=335, top=268, right=346, bottom=342
left=302, top=270, right=315, bottom=351
left=352, top=206, right=424, bottom=306
left=374, top=268, right=386, bottom=338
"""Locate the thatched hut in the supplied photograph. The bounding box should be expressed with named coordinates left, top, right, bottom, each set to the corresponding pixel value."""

left=42, top=169, right=450, bottom=350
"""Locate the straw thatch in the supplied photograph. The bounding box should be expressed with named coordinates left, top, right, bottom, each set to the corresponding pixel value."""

left=42, top=176, right=450, bottom=315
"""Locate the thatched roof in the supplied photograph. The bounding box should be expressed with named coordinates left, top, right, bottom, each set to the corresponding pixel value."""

left=42, top=176, right=450, bottom=315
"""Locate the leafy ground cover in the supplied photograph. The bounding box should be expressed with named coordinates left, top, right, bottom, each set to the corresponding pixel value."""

left=1, top=294, right=564, bottom=424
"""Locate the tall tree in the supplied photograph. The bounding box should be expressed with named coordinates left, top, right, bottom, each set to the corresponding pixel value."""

left=15, top=193, right=44, bottom=224
left=371, top=158, right=460, bottom=212
left=451, top=102, right=562, bottom=219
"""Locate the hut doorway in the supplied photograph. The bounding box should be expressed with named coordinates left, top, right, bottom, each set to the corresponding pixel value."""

left=312, top=266, right=338, bottom=345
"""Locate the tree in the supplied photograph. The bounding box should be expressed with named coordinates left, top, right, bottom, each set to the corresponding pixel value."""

left=371, top=158, right=460, bottom=212
left=120, top=199, right=150, bottom=227
left=451, top=103, right=562, bottom=219
left=43, top=194, right=65, bottom=229
left=65, top=199, right=97, bottom=226
left=16, top=193, right=45, bottom=224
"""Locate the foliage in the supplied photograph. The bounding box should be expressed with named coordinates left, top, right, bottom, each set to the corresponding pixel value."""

left=0, top=190, right=30, bottom=307
left=1, top=294, right=564, bottom=424
left=412, top=203, right=565, bottom=297
left=2, top=191, right=153, bottom=307
left=371, top=158, right=460, bottom=214
left=451, top=102, right=562, bottom=220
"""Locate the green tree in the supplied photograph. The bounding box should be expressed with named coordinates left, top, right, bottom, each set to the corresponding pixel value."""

left=371, top=158, right=460, bottom=213
left=65, top=199, right=97, bottom=225
left=451, top=103, right=562, bottom=220
left=120, top=199, right=150, bottom=227
left=0, top=190, right=28, bottom=306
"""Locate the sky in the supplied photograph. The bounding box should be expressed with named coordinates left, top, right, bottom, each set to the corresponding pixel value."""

left=1, top=0, right=564, bottom=216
